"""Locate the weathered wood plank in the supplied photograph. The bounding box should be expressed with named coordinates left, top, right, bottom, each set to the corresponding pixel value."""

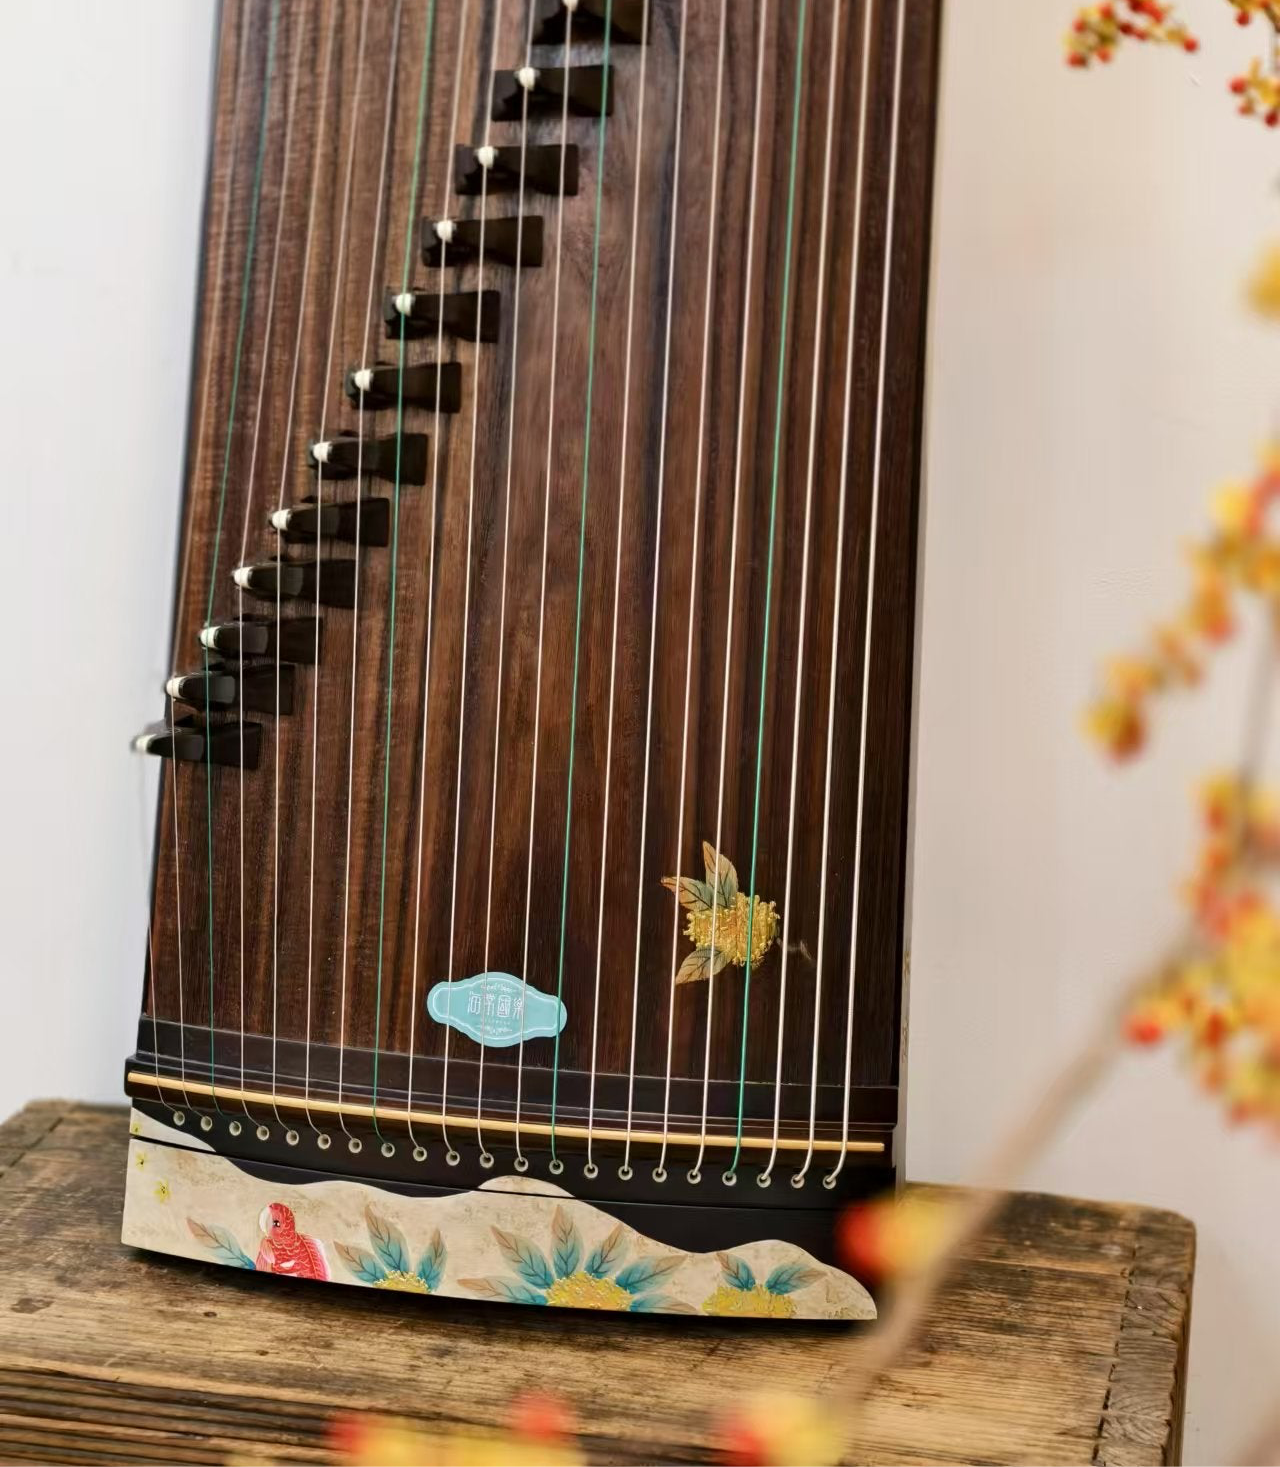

left=0, top=1105, right=1194, bottom=1465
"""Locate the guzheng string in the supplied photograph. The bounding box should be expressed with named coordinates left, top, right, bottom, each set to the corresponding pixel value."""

left=160, top=1, right=257, bottom=1120
left=300, top=0, right=372, bottom=1143
left=690, top=0, right=770, bottom=1186
left=197, top=0, right=282, bottom=1123
left=476, top=0, right=542, bottom=1163
left=549, top=0, right=616, bottom=1173
left=585, top=0, right=653, bottom=1178
left=732, top=0, right=810, bottom=1181
left=516, top=2, right=579, bottom=1168
left=409, top=0, right=471, bottom=1164
left=654, top=0, right=726, bottom=1184
left=795, top=0, right=875, bottom=1188
left=369, top=0, right=440, bottom=1146
left=625, top=0, right=694, bottom=1181
left=339, top=3, right=415, bottom=1150
left=760, top=0, right=841, bottom=1189
left=444, top=0, right=509, bottom=1169
left=828, top=0, right=906, bottom=1187
left=224, top=0, right=314, bottom=1135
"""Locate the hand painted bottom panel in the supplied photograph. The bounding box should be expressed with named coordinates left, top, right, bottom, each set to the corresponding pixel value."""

left=121, top=1112, right=876, bottom=1322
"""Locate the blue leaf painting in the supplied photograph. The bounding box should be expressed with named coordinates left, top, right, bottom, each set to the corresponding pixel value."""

left=186, top=1218, right=255, bottom=1269
left=716, top=1252, right=757, bottom=1292
left=417, top=1228, right=446, bottom=1292
left=764, top=1261, right=823, bottom=1296
left=365, top=1207, right=410, bottom=1275
left=551, top=1207, right=583, bottom=1279
left=335, top=1242, right=386, bottom=1285
left=614, top=1255, right=682, bottom=1296
left=458, top=1276, right=548, bottom=1306
left=492, top=1227, right=555, bottom=1290
left=584, top=1222, right=627, bottom=1279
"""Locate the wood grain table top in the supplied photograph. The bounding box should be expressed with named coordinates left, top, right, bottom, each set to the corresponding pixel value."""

left=0, top=1102, right=1194, bottom=1465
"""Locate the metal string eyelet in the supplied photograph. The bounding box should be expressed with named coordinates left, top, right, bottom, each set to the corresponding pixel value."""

left=256, top=1124, right=271, bottom=1142
left=199, top=1115, right=214, bottom=1132
left=617, top=1164, right=633, bottom=1182
left=790, top=1172, right=806, bottom=1190
left=446, top=1149, right=461, bottom=1167
left=514, top=1155, right=530, bottom=1173
left=381, top=1141, right=396, bottom=1158
left=172, top=1111, right=186, bottom=1127
left=686, top=1168, right=702, bottom=1185
left=286, top=1130, right=300, bottom=1146
left=228, top=1120, right=242, bottom=1137
left=479, top=1152, right=495, bottom=1169
left=316, top=1133, right=331, bottom=1150
left=756, top=1171, right=772, bottom=1189
left=548, top=1158, right=564, bottom=1176
left=651, top=1166, right=668, bottom=1184
left=822, top=1172, right=838, bottom=1190
left=347, top=1136, right=363, bottom=1154
left=720, top=1169, right=738, bottom=1187
left=413, top=1146, right=428, bottom=1162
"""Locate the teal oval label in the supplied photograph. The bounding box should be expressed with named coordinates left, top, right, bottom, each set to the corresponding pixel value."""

left=426, top=973, right=566, bottom=1049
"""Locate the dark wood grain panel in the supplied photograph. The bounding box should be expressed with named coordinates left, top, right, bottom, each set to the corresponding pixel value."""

left=136, top=0, right=943, bottom=1175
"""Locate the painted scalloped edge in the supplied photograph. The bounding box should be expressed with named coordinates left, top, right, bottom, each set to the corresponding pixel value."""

left=121, top=1130, right=876, bottom=1322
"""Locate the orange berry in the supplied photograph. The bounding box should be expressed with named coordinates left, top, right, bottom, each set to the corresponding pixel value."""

left=1126, top=1011, right=1165, bottom=1046
left=510, top=1391, right=576, bottom=1443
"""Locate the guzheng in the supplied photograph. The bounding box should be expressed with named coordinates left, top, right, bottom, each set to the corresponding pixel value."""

left=123, top=0, right=940, bottom=1322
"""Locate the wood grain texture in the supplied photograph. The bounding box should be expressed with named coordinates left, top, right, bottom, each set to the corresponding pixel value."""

left=135, top=0, right=942, bottom=1161
left=0, top=1105, right=1192, bottom=1465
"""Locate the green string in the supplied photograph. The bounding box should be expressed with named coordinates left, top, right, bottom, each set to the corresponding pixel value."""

left=201, top=0, right=280, bottom=1113
left=730, top=0, right=808, bottom=1173
left=371, top=0, right=438, bottom=1139
left=550, top=0, right=614, bottom=1163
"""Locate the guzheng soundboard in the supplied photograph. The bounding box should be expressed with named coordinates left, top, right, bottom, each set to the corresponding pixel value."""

left=123, top=0, right=940, bottom=1322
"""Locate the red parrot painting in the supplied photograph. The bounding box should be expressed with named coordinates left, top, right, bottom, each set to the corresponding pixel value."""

left=255, top=1202, right=330, bottom=1281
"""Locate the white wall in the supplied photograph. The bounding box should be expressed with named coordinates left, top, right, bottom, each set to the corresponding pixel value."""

left=0, top=3, right=217, bottom=1114
left=913, top=3, right=1280, bottom=1462
left=2, top=2, right=1275, bottom=1462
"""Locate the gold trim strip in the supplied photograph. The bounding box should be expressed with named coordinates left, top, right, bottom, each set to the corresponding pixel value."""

left=126, top=1071, right=886, bottom=1155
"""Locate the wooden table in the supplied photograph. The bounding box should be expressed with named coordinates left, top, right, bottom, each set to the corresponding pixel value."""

left=0, top=1102, right=1194, bottom=1465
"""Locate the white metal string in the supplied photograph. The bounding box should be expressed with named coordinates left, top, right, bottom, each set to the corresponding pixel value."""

left=654, top=0, right=727, bottom=1182
left=827, top=0, right=906, bottom=1188
left=624, top=0, right=692, bottom=1180
left=477, top=0, right=540, bottom=1163
left=758, top=0, right=841, bottom=1189
left=584, top=0, right=652, bottom=1178
left=268, top=0, right=342, bottom=1140
left=229, top=3, right=313, bottom=1135
left=794, top=0, right=874, bottom=1187
left=515, top=5, right=577, bottom=1167
left=299, top=0, right=372, bottom=1144
left=340, top=2, right=433, bottom=1155
left=405, top=0, right=472, bottom=1163
left=689, top=0, right=770, bottom=1186
left=163, top=8, right=255, bottom=1122
left=443, top=0, right=507, bottom=1168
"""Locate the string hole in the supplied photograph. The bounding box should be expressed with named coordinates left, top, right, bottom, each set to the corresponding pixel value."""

left=199, top=1115, right=213, bottom=1132
left=316, top=1133, right=331, bottom=1150
left=286, top=1130, right=300, bottom=1147
left=479, top=1152, right=495, bottom=1170
left=720, top=1170, right=738, bottom=1188
left=617, top=1165, right=633, bottom=1182
left=348, top=1137, right=363, bottom=1154
left=651, top=1166, right=667, bottom=1184
left=446, top=1150, right=461, bottom=1167
left=228, top=1120, right=242, bottom=1137
left=548, top=1158, right=564, bottom=1176
left=381, top=1142, right=396, bottom=1158
left=413, top=1146, right=428, bottom=1162
left=822, top=1173, right=838, bottom=1191
left=686, top=1168, right=702, bottom=1185
left=583, top=1162, right=598, bottom=1179
left=756, top=1172, right=772, bottom=1190
left=514, top=1156, right=530, bottom=1173
left=790, top=1173, right=806, bottom=1190
left=256, top=1125, right=270, bottom=1142
left=172, top=1111, right=186, bottom=1127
